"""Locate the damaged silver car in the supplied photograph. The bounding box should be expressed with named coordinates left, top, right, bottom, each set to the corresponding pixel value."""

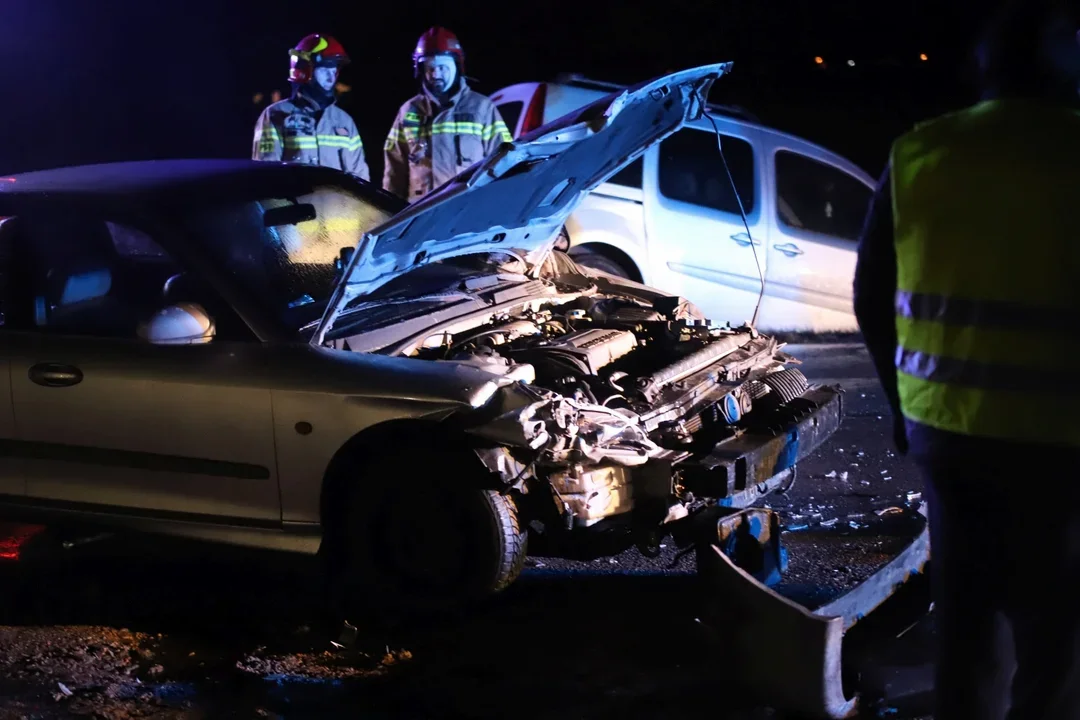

left=0, top=64, right=930, bottom=717
left=0, top=63, right=843, bottom=605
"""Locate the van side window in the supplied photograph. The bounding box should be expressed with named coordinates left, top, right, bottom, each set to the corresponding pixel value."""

left=775, top=151, right=873, bottom=241
left=657, top=128, right=756, bottom=215
left=607, top=157, right=643, bottom=190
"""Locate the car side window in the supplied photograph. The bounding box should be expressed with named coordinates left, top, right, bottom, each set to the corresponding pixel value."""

left=0, top=214, right=192, bottom=340
left=657, top=128, right=756, bottom=215
left=107, top=221, right=168, bottom=258
left=774, top=150, right=873, bottom=242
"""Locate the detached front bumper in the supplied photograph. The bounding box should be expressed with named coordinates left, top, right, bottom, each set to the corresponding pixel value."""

left=695, top=504, right=931, bottom=719
left=678, top=384, right=845, bottom=508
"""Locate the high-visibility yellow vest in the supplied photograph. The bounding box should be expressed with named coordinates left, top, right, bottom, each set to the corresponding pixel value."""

left=890, top=98, right=1080, bottom=448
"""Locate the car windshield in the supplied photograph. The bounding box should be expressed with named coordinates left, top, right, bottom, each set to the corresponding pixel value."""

left=180, top=184, right=396, bottom=330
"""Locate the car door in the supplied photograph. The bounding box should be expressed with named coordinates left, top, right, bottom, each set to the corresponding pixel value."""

left=3, top=212, right=281, bottom=523
left=642, top=120, right=769, bottom=326
left=0, top=217, right=21, bottom=497
left=758, top=142, right=875, bottom=332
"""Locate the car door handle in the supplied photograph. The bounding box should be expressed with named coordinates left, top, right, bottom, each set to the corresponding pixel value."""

left=730, top=232, right=761, bottom=247
left=774, top=242, right=805, bottom=257
left=28, top=363, right=84, bottom=388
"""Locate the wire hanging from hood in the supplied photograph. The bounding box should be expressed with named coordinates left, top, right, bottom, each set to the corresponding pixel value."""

left=698, top=89, right=765, bottom=328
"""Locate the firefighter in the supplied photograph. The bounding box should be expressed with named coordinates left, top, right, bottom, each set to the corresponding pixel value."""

left=252, top=34, right=370, bottom=181
left=853, top=0, right=1080, bottom=717
left=383, top=27, right=512, bottom=202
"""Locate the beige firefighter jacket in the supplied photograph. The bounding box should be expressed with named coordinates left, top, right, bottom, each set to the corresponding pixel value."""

left=252, top=95, right=370, bottom=181
left=382, top=83, right=512, bottom=202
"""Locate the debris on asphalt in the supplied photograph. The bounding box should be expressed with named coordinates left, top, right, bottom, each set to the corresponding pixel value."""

left=330, top=620, right=359, bottom=650
left=236, top=647, right=413, bottom=681
left=778, top=533, right=914, bottom=600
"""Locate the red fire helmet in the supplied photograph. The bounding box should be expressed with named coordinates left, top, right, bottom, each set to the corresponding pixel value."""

left=289, top=34, right=350, bottom=84
left=411, top=26, right=465, bottom=77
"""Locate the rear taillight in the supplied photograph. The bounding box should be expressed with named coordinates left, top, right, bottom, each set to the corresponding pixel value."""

left=520, top=84, right=547, bottom=136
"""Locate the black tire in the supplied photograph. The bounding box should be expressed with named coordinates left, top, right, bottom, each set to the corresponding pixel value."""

left=339, top=451, right=527, bottom=615
left=568, top=247, right=633, bottom=279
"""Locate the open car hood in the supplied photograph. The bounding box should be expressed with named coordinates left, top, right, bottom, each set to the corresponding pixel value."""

left=314, top=62, right=733, bottom=344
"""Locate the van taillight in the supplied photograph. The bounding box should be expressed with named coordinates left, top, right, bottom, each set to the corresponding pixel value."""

left=520, top=84, right=547, bottom=135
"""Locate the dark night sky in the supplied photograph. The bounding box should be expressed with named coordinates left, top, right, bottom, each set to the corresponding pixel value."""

left=2, top=0, right=988, bottom=178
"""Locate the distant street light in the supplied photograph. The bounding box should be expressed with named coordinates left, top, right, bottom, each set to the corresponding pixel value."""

left=847, top=59, right=855, bottom=67
left=919, top=52, right=929, bottom=61
left=814, top=56, right=824, bottom=65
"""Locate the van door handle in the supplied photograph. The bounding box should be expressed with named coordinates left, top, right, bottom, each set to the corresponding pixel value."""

left=774, top=242, right=804, bottom=257
left=28, top=363, right=83, bottom=387
left=730, top=232, right=761, bottom=247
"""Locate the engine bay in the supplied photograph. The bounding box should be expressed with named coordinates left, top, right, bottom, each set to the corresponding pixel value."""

left=412, top=295, right=761, bottom=419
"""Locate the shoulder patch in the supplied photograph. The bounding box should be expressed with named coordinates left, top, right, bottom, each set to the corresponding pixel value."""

left=335, top=127, right=350, bottom=136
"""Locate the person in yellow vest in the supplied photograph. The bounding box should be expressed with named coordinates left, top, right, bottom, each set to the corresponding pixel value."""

left=252, top=34, right=370, bottom=181
left=383, top=26, right=512, bottom=202
left=854, top=1, right=1080, bottom=716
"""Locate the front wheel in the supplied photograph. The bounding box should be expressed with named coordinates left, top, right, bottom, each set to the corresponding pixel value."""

left=339, top=452, right=528, bottom=615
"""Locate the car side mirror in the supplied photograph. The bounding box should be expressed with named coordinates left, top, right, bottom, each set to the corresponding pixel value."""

left=137, top=302, right=216, bottom=345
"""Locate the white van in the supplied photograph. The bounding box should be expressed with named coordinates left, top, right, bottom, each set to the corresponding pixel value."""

left=491, top=74, right=876, bottom=333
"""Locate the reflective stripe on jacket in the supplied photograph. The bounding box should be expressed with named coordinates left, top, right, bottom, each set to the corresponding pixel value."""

left=252, top=96, right=370, bottom=181
left=890, top=98, right=1080, bottom=448
left=382, top=83, right=512, bottom=202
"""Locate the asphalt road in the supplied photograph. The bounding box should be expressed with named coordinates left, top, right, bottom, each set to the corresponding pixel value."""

left=0, top=344, right=937, bottom=719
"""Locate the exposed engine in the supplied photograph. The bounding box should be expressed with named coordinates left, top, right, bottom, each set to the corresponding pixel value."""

left=414, top=294, right=815, bottom=549
left=416, top=296, right=767, bottom=414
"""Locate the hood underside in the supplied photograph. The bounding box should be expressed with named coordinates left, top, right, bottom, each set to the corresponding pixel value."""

left=313, top=62, right=733, bottom=345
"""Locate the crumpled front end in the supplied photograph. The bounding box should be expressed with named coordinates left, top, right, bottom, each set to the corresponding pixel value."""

left=424, top=285, right=843, bottom=549
left=431, top=285, right=926, bottom=719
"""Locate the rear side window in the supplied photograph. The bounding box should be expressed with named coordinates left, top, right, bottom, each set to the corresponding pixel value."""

left=604, top=157, right=643, bottom=190
left=658, top=128, right=756, bottom=215
left=107, top=221, right=167, bottom=257
left=496, top=102, right=523, bottom=138
left=774, top=151, right=873, bottom=242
